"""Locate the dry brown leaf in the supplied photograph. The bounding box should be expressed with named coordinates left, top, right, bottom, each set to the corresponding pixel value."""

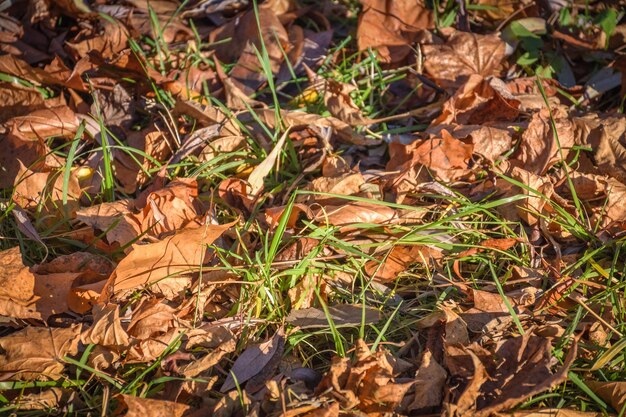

left=312, top=201, right=398, bottom=228
left=315, top=339, right=413, bottom=413
left=248, top=131, right=288, bottom=196
left=76, top=199, right=142, bottom=248
left=309, top=172, right=365, bottom=196
left=586, top=381, right=626, bottom=413
left=81, top=304, right=130, bottom=349
left=445, top=332, right=578, bottom=416
left=12, top=164, right=81, bottom=218
left=113, top=129, right=172, bottom=193
left=104, top=220, right=235, bottom=295
left=7, top=106, right=79, bottom=141
left=286, top=304, right=380, bottom=329
left=221, top=327, right=285, bottom=392
left=0, top=325, right=81, bottom=380
left=140, top=178, right=202, bottom=238
left=430, top=75, right=520, bottom=126
left=213, top=5, right=289, bottom=95
left=127, top=298, right=179, bottom=340
left=408, top=350, right=447, bottom=411
left=515, top=106, right=575, bottom=175
left=422, top=30, right=506, bottom=90
left=117, top=395, right=191, bottom=417
left=66, top=17, right=128, bottom=59
left=495, top=162, right=554, bottom=225
left=357, top=0, right=434, bottom=64
left=388, top=130, right=474, bottom=183
left=365, top=245, right=442, bottom=282
left=430, top=124, right=514, bottom=163
left=0, top=246, right=81, bottom=320
left=10, top=388, right=76, bottom=411
left=573, top=113, right=626, bottom=184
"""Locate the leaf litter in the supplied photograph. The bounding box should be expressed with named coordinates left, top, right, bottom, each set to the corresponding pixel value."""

left=0, top=0, right=625, bottom=416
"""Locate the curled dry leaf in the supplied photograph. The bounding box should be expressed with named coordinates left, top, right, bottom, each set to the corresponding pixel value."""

left=387, top=130, right=474, bottom=183
left=6, top=106, right=79, bottom=141
left=81, top=304, right=130, bottom=350
left=312, top=200, right=398, bottom=228
left=140, top=178, right=202, bottom=238
left=357, top=0, right=434, bottom=64
left=13, top=164, right=81, bottom=218
left=315, top=339, right=413, bottom=414
left=365, top=245, right=443, bottom=282
left=0, top=325, right=81, bottom=380
left=104, top=220, right=235, bottom=296
left=573, top=113, right=626, bottom=184
left=585, top=381, right=626, bottom=412
left=515, top=106, right=575, bottom=175
left=430, top=75, right=520, bottom=126
left=127, top=298, right=179, bottom=340
left=408, top=350, right=447, bottom=412
left=422, top=30, right=507, bottom=90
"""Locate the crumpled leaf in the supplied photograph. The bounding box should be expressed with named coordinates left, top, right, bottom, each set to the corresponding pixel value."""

left=81, top=304, right=130, bottom=350
left=0, top=325, right=81, bottom=380
left=140, top=178, right=202, bottom=238
left=365, top=245, right=443, bottom=282
left=515, top=106, right=575, bottom=175
left=444, top=332, right=578, bottom=416
left=387, top=129, right=474, bottom=183
left=315, top=339, right=413, bottom=413
left=76, top=199, right=142, bottom=248
left=408, top=350, right=447, bottom=412
left=430, top=75, right=520, bottom=126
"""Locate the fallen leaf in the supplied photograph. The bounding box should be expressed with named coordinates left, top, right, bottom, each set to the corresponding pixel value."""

left=444, top=332, right=578, bottom=416
left=586, top=381, right=626, bottom=413
left=140, top=178, right=202, bottom=238
left=357, top=0, right=434, bottom=64
left=81, top=304, right=130, bottom=350
left=409, top=350, right=447, bottom=411
left=387, top=129, right=474, bottom=183
left=221, top=327, right=285, bottom=392
left=430, top=75, right=520, bottom=126
left=7, top=106, right=79, bottom=141
left=117, top=395, right=191, bottom=417
left=287, top=304, right=380, bottom=328
left=0, top=325, right=81, bottom=380
left=76, top=199, right=142, bottom=248
left=422, top=30, right=507, bottom=90
left=515, top=106, right=575, bottom=175
left=105, top=220, right=235, bottom=295
left=315, top=339, right=413, bottom=413
left=365, top=245, right=443, bottom=282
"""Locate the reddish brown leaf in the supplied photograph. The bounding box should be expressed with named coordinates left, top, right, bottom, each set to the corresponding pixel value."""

left=357, top=0, right=434, bottom=64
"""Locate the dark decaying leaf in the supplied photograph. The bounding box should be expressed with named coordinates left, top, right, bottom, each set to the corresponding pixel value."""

left=221, top=327, right=285, bottom=392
